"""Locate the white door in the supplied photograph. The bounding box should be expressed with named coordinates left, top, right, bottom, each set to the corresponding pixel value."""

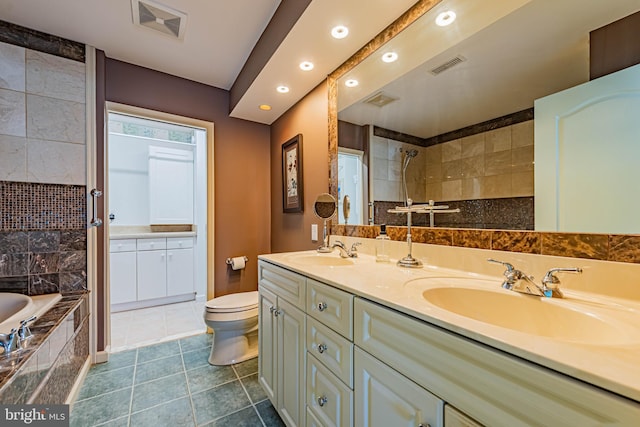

left=338, top=149, right=364, bottom=225
left=355, top=348, right=443, bottom=427
left=278, top=298, right=306, bottom=427
left=259, top=287, right=278, bottom=404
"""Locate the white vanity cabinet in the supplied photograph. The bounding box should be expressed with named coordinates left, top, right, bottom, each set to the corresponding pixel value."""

left=258, top=262, right=307, bottom=427
left=354, top=298, right=640, bottom=426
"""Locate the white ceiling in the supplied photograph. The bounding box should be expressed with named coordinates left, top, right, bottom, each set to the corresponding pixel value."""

left=337, top=0, right=640, bottom=139
left=0, top=0, right=417, bottom=124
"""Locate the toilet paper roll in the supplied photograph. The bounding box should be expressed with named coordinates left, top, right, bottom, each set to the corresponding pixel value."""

left=230, top=256, right=246, bottom=271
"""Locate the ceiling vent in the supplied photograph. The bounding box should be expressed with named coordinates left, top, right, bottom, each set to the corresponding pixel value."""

left=131, top=0, right=187, bottom=40
left=429, top=55, right=466, bottom=76
left=363, top=92, right=398, bottom=108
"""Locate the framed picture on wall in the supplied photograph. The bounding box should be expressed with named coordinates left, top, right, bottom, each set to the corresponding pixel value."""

left=282, top=134, right=303, bottom=213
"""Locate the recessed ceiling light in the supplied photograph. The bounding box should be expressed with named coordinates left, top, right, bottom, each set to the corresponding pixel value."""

left=299, top=61, right=314, bottom=71
left=345, top=79, right=359, bottom=88
left=259, top=104, right=272, bottom=111
left=382, top=52, right=398, bottom=63
left=435, top=11, right=456, bottom=27
left=276, top=86, right=290, bottom=93
left=331, top=25, right=349, bottom=39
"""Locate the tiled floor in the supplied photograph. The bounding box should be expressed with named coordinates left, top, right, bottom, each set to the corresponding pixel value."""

left=111, top=300, right=207, bottom=352
left=71, top=334, right=285, bottom=427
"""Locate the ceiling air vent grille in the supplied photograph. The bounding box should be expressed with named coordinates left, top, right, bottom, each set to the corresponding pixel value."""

left=132, top=0, right=187, bottom=40
left=363, top=92, right=398, bottom=108
left=429, top=55, right=466, bottom=76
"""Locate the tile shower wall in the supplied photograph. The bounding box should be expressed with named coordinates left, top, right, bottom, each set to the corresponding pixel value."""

left=0, top=35, right=87, bottom=296
left=370, top=120, right=534, bottom=203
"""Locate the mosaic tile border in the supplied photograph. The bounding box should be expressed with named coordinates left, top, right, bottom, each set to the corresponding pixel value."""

left=0, top=181, right=87, bottom=231
left=0, top=19, right=85, bottom=62
left=332, top=225, right=640, bottom=264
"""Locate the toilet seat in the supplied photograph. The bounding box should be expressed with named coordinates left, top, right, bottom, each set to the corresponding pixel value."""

left=206, top=291, right=258, bottom=313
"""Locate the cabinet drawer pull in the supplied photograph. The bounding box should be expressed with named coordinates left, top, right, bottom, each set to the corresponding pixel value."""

left=317, top=302, right=327, bottom=312
left=274, top=309, right=282, bottom=317
left=317, top=396, right=328, bottom=407
left=317, top=343, right=327, bottom=354
left=269, top=306, right=276, bottom=314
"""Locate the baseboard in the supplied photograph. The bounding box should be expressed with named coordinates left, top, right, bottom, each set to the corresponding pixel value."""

left=94, top=350, right=110, bottom=364
left=66, top=355, right=91, bottom=408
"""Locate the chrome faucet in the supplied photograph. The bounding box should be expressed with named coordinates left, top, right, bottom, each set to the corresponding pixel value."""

left=0, top=328, right=19, bottom=355
left=488, top=259, right=582, bottom=298
left=331, top=240, right=360, bottom=258
left=18, top=315, right=36, bottom=344
left=487, top=259, right=545, bottom=296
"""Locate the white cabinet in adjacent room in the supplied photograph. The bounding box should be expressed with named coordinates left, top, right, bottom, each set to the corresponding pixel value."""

left=137, top=248, right=167, bottom=301
left=167, top=237, right=195, bottom=297
left=109, top=239, right=137, bottom=305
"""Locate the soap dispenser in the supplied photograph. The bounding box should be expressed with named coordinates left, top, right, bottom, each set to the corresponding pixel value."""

left=375, top=224, right=391, bottom=262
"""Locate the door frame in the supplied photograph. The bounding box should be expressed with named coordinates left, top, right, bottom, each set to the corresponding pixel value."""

left=93, top=101, right=214, bottom=359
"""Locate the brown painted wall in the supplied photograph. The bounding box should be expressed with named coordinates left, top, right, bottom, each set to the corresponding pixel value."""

left=590, top=10, right=640, bottom=80
left=105, top=59, right=271, bottom=298
left=270, top=82, right=329, bottom=253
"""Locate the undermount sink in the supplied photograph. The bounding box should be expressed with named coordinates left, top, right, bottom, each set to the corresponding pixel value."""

left=405, top=278, right=640, bottom=346
left=287, top=253, right=355, bottom=267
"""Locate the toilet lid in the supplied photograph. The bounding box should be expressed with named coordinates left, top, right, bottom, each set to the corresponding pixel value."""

left=206, top=291, right=259, bottom=313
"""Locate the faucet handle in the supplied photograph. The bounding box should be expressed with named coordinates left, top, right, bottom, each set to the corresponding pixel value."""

left=19, top=315, right=37, bottom=341
left=350, top=242, right=362, bottom=252
left=542, top=267, right=582, bottom=287
left=487, top=258, right=515, bottom=273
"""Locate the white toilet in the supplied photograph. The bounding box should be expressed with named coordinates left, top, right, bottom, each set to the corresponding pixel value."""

left=203, top=291, right=259, bottom=365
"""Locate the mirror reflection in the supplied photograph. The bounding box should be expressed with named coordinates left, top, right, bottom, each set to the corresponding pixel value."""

left=335, top=0, right=640, bottom=232
left=314, top=193, right=337, bottom=252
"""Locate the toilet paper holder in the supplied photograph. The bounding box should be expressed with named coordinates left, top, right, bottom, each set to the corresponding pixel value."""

left=226, top=256, right=248, bottom=265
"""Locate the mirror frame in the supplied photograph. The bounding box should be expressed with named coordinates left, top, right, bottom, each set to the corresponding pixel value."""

left=326, top=0, right=640, bottom=265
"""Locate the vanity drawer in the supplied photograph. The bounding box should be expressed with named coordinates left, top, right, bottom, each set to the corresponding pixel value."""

left=136, top=238, right=166, bottom=251
left=166, top=237, right=194, bottom=249
left=307, top=317, right=353, bottom=388
left=354, top=297, right=640, bottom=426
left=109, top=239, right=137, bottom=253
left=307, top=354, right=353, bottom=427
left=259, top=261, right=306, bottom=309
left=307, top=279, right=353, bottom=339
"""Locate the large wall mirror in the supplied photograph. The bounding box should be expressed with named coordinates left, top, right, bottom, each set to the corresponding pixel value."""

left=329, top=0, right=640, bottom=233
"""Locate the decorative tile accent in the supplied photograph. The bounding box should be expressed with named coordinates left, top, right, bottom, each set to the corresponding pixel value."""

left=609, top=235, right=640, bottom=263
left=0, top=181, right=86, bottom=230
left=452, top=229, right=492, bottom=249
left=541, top=233, right=609, bottom=260
left=0, top=20, right=85, bottom=63
left=334, top=225, right=640, bottom=263
left=492, top=231, right=541, bottom=254
left=28, top=231, right=60, bottom=252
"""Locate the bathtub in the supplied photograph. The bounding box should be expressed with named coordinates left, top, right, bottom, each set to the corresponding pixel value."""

left=0, top=293, right=62, bottom=334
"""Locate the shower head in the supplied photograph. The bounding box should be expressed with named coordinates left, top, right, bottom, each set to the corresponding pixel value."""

left=402, top=149, right=419, bottom=171
left=405, top=149, right=418, bottom=158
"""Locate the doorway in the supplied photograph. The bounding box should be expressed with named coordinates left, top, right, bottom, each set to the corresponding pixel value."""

left=105, top=105, right=213, bottom=352
left=338, top=148, right=365, bottom=225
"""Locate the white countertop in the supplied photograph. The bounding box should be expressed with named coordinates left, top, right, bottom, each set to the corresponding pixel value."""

left=259, top=250, right=640, bottom=403
left=110, top=231, right=196, bottom=239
